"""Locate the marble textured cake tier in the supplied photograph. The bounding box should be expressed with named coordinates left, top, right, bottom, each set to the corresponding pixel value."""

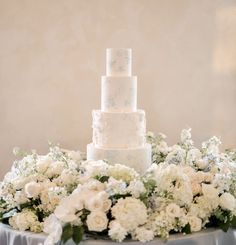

left=101, top=76, right=137, bottom=112
left=92, top=110, right=146, bottom=148
left=87, top=143, right=151, bottom=173
left=106, top=48, right=131, bottom=76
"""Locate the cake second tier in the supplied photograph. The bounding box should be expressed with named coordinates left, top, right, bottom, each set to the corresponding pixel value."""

left=92, top=110, right=146, bottom=148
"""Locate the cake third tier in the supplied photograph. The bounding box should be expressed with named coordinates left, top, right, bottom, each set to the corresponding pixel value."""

left=92, top=109, right=146, bottom=148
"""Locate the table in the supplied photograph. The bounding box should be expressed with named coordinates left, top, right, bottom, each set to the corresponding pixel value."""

left=0, top=223, right=236, bottom=245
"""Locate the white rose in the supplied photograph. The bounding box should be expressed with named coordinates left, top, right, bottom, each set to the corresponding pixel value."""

left=196, top=159, right=208, bottom=170
left=86, top=191, right=111, bottom=212
left=202, top=184, right=219, bottom=200
left=55, top=193, right=83, bottom=223
left=108, top=221, right=127, bottom=242
left=219, top=192, right=236, bottom=211
left=165, top=203, right=181, bottom=218
left=25, top=181, right=41, bottom=198
left=86, top=211, right=108, bottom=232
left=188, top=216, right=202, bottom=232
left=127, top=180, right=146, bottom=198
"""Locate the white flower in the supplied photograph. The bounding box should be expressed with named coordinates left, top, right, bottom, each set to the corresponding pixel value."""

left=43, top=214, right=62, bottom=245
left=108, top=164, right=139, bottom=183
left=86, top=191, right=111, bottom=212
left=9, top=209, right=41, bottom=232
left=132, top=227, right=154, bottom=243
left=111, top=197, right=147, bottom=231
left=219, top=192, right=236, bottom=211
left=54, top=193, right=83, bottom=223
left=188, top=216, right=202, bottom=232
left=46, top=161, right=64, bottom=177
left=127, top=179, right=146, bottom=198
left=86, top=211, right=108, bottom=232
left=36, top=157, right=53, bottom=173
left=24, top=181, right=41, bottom=198
left=186, top=149, right=202, bottom=166
left=106, top=177, right=127, bottom=195
left=165, top=147, right=186, bottom=165
left=202, top=184, right=219, bottom=201
left=81, top=160, right=109, bottom=178
left=108, top=221, right=127, bottom=242
left=165, top=203, right=181, bottom=218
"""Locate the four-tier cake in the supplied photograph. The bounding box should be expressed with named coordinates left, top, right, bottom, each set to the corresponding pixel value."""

left=87, top=48, right=151, bottom=173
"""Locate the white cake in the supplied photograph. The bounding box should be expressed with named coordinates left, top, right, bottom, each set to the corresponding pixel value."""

left=87, top=48, right=151, bottom=173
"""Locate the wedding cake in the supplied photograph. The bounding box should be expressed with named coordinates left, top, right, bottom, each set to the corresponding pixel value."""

left=87, top=48, right=151, bottom=173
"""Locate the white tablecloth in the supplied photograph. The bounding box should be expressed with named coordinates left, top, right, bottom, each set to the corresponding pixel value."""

left=0, top=223, right=236, bottom=245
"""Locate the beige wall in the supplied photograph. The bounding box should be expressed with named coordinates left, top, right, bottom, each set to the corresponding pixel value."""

left=0, top=0, right=236, bottom=179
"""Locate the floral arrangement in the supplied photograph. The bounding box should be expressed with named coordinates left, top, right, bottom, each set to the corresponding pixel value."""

left=0, top=129, right=236, bottom=245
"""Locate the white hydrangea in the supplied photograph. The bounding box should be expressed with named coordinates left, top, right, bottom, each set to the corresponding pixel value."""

left=9, top=209, right=41, bottom=232
left=111, top=197, right=148, bottom=231
left=108, top=221, right=127, bottom=242
left=132, top=227, right=154, bottom=242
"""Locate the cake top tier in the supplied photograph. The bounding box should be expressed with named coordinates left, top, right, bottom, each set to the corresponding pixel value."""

left=106, top=48, right=132, bottom=76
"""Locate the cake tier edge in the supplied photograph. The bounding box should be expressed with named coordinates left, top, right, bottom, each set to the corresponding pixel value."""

left=87, top=143, right=152, bottom=173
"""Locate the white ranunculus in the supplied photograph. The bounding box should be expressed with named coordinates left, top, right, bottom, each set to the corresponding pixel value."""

left=86, top=211, right=108, bottom=232
left=188, top=216, right=202, bottom=232
left=86, top=191, right=111, bottom=212
left=25, top=181, right=41, bottom=198
left=108, top=221, right=127, bottom=242
left=219, top=192, right=236, bottom=211
left=111, top=197, right=147, bottom=231
left=165, top=203, right=181, bottom=218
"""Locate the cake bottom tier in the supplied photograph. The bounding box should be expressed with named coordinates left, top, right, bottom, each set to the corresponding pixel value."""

left=87, top=143, right=152, bottom=173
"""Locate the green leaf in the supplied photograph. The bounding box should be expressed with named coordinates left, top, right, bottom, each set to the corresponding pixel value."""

left=1, top=209, right=17, bottom=221
left=72, top=226, right=83, bottom=245
left=95, top=176, right=109, bottom=183
left=182, top=223, right=191, bottom=234
left=61, top=224, right=73, bottom=244
left=231, top=216, right=236, bottom=228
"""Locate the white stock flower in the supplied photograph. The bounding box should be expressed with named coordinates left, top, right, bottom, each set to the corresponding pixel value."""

left=132, top=227, right=154, bottom=243
left=219, top=192, right=236, bottom=211
left=24, top=181, right=41, bottom=198
left=111, top=197, right=148, bottom=231
left=36, top=157, right=53, bottom=173
left=186, top=149, right=202, bottom=166
left=108, top=221, right=127, bottom=242
left=86, top=211, right=108, bottom=232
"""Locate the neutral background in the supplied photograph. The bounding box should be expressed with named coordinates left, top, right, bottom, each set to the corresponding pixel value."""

left=0, top=0, right=236, bottom=179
